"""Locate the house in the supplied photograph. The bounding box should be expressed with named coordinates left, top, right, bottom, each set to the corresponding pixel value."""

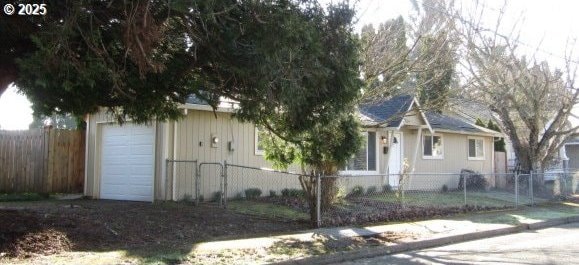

left=564, top=137, right=579, bottom=170
left=83, top=95, right=500, bottom=202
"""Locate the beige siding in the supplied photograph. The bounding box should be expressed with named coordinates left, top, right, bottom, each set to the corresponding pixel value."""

left=402, top=129, right=493, bottom=173
left=85, top=111, right=164, bottom=200
left=172, top=110, right=302, bottom=200
left=86, top=107, right=498, bottom=200
left=403, top=110, right=426, bottom=126
left=401, top=129, right=494, bottom=190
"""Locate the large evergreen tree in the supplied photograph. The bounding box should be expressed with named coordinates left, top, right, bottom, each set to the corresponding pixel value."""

left=2, top=0, right=362, bottom=139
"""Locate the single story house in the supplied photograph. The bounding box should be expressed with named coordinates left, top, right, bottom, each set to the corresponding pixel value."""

left=84, top=95, right=501, bottom=202
left=565, top=138, right=579, bottom=170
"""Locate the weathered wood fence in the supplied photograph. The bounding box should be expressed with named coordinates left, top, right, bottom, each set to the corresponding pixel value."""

left=0, top=129, right=85, bottom=193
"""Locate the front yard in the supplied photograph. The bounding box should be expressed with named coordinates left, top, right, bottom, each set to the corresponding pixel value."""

left=0, top=192, right=567, bottom=264
left=0, top=199, right=307, bottom=264
left=2, top=197, right=579, bottom=265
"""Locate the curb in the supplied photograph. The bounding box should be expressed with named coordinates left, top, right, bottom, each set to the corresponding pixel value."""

left=273, top=216, right=579, bottom=265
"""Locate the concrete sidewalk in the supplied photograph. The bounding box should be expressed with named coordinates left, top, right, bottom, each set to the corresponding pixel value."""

left=193, top=205, right=579, bottom=264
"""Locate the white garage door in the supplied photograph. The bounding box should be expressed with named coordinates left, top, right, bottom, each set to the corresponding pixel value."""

left=100, top=123, right=155, bottom=201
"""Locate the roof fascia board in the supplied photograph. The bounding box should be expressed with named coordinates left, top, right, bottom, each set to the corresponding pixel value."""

left=396, top=97, right=433, bottom=133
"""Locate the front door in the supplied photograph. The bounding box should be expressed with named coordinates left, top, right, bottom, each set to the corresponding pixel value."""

left=388, top=132, right=402, bottom=187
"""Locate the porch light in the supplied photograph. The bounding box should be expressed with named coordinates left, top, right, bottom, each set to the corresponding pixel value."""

left=393, top=137, right=398, bottom=144
left=381, top=136, right=388, bottom=145
left=211, top=134, right=219, bottom=148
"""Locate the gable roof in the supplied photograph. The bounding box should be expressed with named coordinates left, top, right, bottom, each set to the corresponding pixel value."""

left=359, top=95, right=416, bottom=127
left=183, top=93, right=498, bottom=136
left=360, top=95, right=498, bottom=136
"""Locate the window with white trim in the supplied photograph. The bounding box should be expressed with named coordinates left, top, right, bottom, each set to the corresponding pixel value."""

left=342, top=131, right=377, bottom=172
left=254, top=127, right=266, bottom=155
left=423, top=134, right=443, bottom=159
left=468, top=137, right=485, bottom=160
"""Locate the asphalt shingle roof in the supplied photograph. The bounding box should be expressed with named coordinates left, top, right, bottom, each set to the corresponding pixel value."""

left=426, top=111, right=486, bottom=133
left=185, top=94, right=209, bottom=105
left=359, top=95, right=495, bottom=135
left=359, top=95, right=414, bottom=127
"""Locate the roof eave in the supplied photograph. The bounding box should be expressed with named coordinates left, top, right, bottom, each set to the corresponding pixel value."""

left=397, top=98, right=433, bottom=133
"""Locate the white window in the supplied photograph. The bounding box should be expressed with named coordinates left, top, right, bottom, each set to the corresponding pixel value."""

left=254, top=127, right=266, bottom=156
left=468, top=137, right=485, bottom=160
left=342, top=131, right=377, bottom=173
left=423, top=134, right=443, bottom=159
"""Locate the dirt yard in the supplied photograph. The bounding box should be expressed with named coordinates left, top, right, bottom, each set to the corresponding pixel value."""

left=0, top=199, right=308, bottom=260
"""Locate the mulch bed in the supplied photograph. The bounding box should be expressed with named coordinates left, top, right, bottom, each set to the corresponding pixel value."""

left=0, top=200, right=307, bottom=258
left=255, top=195, right=509, bottom=227
left=0, top=210, right=72, bottom=258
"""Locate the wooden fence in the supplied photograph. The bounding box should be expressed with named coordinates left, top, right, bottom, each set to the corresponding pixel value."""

left=0, top=129, right=85, bottom=193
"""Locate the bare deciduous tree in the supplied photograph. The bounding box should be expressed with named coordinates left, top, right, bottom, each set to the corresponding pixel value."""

left=450, top=1, right=579, bottom=177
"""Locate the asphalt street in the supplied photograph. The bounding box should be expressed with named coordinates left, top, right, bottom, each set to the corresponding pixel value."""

left=335, top=222, right=579, bottom=265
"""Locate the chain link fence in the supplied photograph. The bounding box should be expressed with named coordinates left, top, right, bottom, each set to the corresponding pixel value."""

left=320, top=172, right=540, bottom=226
left=223, top=163, right=311, bottom=222
left=533, top=169, right=579, bottom=201
left=197, top=162, right=224, bottom=205
left=164, top=160, right=579, bottom=227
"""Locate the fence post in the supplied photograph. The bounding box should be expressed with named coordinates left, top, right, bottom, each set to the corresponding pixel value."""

left=316, top=174, right=321, bottom=228
left=165, top=159, right=169, bottom=201
left=223, top=160, right=228, bottom=209
left=463, top=174, right=467, bottom=206
left=529, top=170, right=535, bottom=206
left=515, top=173, right=519, bottom=208
left=195, top=164, right=200, bottom=206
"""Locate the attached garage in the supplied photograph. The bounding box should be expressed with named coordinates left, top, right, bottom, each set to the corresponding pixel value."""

left=99, top=123, right=155, bottom=201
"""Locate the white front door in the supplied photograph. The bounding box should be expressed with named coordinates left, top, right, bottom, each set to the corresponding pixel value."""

left=388, top=132, right=402, bottom=187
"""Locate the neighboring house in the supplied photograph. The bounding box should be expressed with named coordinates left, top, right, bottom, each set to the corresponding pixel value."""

left=565, top=137, right=579, bottom=170
left=84, top=95, right=500, bottom=202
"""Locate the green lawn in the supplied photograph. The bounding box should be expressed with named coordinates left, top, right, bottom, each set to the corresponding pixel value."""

left=367, top=190, right=542, bottom=208
left=227, top=201, right=309, bottom=221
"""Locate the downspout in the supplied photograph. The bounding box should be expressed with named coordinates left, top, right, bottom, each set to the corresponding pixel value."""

left=411, top=128, right=422, bottom=173
left=172, top=120, right=178, bottom=201
left=83, top=114, right=90, bottom=197
left=491, top=137, right=495, bottom=173
left=491, top=137, right=496, bottom=188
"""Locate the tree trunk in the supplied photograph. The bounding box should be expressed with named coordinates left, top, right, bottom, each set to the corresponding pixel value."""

left=299, top=173, right=340, bottom=227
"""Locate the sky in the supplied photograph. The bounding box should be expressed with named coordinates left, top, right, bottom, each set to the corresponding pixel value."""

left=1, top=0, right=578, bottom=130
left=0, top=85, right=33, bottom=130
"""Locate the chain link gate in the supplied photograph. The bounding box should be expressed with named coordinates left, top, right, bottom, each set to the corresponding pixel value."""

left=197, top=162, right=225, bottom=206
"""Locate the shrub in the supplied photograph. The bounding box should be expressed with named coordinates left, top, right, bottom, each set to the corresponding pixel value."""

left=366, top=186, right=377, bottom=195
left=458, top=169, right=488, bottom=191
left=244, top=188, right=262, bottom=199
left=212, top=191, right=222, bottom=202
left=269, top=190, right=277, bottom=197
left=281, top=188, right=304, bottom=198
left=441, top=184, right=449, bottom=193
left=281, top=188, right=290, bottom=197
left=180, top=194, right=193, bottom=203
left=383, top=184, right=393, bottom=193
left=349, top=185, right=364, bottom=197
